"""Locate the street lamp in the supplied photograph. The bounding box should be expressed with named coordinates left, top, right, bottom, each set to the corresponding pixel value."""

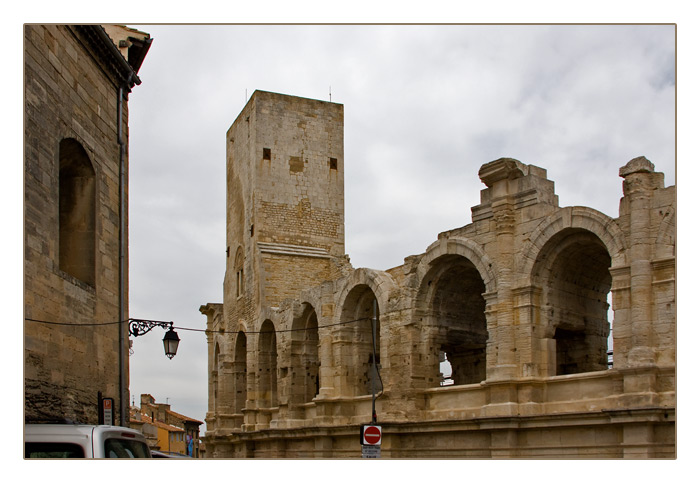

left=129, top=319, right=180, bottom=359
left=162, top=327, right=180, bottom=360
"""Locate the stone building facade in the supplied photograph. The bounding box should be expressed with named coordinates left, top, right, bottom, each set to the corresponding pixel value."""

left=24, top=25, right=151, bottom=425
left=200, top=90, right=675, bottom=458
left=130, top=394, right=203, bottom=457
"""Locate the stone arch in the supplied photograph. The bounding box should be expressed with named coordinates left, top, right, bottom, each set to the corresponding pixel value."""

left=514, top=207, right=626, bottom=376
left=232, top=330, right=248, bottom=416
left=212, top=341, right=221, bottom=412
left=334, top=268, right=397, bottom=397
left=516, top=206, right=627, bottom=284
left=334, top=268, right=398, bottom=319
left=418, top=237, right=498, bottom=295
left=527, top=215, right=618, bottom=376
left=58, top=137, right=96, bottom=286
left=290, top=302, right=320, bottom=406
left=414, top=237, right=495, bottom=387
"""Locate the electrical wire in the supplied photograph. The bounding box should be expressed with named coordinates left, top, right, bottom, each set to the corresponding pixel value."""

left=24, top=317, right=125, bottom=327
left=176, top=316, right=372, bottom=334
left=24, top=315, right=373, bottom=335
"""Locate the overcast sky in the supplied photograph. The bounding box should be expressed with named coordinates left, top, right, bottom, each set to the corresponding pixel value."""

left=123, top=24, right=676, bottom=433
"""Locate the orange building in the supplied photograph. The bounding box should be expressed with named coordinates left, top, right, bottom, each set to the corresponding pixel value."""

left=130, top=394, right=202, bottom=457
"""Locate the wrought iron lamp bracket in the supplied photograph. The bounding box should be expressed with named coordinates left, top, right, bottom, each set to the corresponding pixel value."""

left=128, top=318, right=174, bottom=337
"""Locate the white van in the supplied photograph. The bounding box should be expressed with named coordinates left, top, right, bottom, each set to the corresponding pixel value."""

left=24, top=424, right=151, bottom=458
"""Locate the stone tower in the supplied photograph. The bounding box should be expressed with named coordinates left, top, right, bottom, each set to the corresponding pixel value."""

left=203, top=91, right=350, bottom=431
left=224, top=90, right=345, bottom=318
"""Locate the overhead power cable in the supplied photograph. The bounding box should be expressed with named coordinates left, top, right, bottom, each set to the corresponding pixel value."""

left=24, top=316, right=373, bottom=335
left=24, top=317, right=124, bottom=327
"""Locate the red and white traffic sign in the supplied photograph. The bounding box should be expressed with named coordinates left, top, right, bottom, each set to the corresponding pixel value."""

left=362, top=425, right=382, bottom=445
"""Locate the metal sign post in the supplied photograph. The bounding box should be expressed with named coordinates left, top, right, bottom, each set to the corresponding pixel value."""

left=362, top=300, right=382, bottom=458
left=371, top=299, right=378, bottom=424
left=361, top=424, right=382, bottom=458
left=102, top=397, right=114, bottom=426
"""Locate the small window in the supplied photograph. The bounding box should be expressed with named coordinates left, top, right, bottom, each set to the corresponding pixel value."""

left=263, top=148, right=271, bottom=160
left=235, top=247, right=244, bottom=298
left=329, top=157, right=338, bottom=170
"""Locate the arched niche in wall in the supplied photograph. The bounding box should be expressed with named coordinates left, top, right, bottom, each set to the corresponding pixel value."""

left=58, top=138, right=96, bottom=286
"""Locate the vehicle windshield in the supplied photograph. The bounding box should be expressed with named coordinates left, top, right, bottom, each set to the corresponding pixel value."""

left=104, top=438, right=150, bottom=458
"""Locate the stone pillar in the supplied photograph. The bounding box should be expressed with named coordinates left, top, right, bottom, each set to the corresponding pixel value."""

left=479, top=158, right=524, bottom=381
left=491, top=206, right=517, bottom=381
left=483, top=292, right=502, bottom=381
left=512, top=286, right=545, bottom=377
left=650, top=257, right=676, bottom=366
left=242, top=333, right=258, bottom=431
left=609, top=265, right=632, bottom=368
left=618, top=157, right=664, bottom=367
left=331, top=325, right=356, bottom=397
left=375, top=309, right=416, bottom=421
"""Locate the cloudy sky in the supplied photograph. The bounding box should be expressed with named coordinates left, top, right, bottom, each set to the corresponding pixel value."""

left=123, top=23, right=676, bottom=432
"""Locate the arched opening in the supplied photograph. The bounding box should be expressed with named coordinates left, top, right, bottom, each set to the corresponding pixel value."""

left=58, top=138, right=96, bottom=286
left=291, top=303, right=320, bottom=406
left=536, top=228, right=612, bottom=375
left=213, top=343, right=221, bottom=411
left=607, top=291, right=614, bottom=369
left=258, top=321, right=278, bottom=407
left=234, top=247, right=244, bottom=298
left=420, top=255, right=487, bottom=387
left=233, top=331, right=247, bottom=415
left=339, top=285, right=380, bottom=396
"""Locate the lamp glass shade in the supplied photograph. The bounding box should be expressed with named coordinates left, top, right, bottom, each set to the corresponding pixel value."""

left=162, top=328, right=180, bottom=359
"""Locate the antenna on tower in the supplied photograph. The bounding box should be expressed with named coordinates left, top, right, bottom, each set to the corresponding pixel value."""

left=329, top=85, right=332, bottom=102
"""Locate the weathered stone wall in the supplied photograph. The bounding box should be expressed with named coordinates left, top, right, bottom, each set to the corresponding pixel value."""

left=207, top=91, right=349, bottom=435
left=24, top=25, right=143, bottom=424
left=201, top=92, right=675, bottom=458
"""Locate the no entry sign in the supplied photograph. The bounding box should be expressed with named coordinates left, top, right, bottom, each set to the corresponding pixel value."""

left=362, top=425, right=382, bottom=445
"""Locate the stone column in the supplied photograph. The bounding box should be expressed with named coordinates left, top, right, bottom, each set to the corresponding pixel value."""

left=618, top=156, right=664, bottom=367
left=478, top=158, right=523, bottom=381
left=616, top=157, right=670, bottom=413
left=242, top=333, right=258, bottom=431
left=512, top=285, right=545, bottom=377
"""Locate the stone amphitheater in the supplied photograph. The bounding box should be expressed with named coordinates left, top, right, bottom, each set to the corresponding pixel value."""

left=200, top=90, right=675, bottom=458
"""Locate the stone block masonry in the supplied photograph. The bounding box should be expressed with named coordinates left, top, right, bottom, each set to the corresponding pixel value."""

left=24, top=25, right=150, bottom=425
left=201, top=93, right=675, bottom=459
